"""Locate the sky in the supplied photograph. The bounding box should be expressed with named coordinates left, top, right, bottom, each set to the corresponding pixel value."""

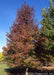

left=0, top=0, right=50, bottom=52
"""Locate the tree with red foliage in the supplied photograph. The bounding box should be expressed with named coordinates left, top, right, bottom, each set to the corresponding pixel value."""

left=3, top=2, right=39, bottom=68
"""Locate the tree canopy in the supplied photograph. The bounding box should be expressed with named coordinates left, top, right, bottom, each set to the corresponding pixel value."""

left=3, top=2, right=39, bottom=68
left=41, top=0, right=54, bottom=54
left=3, top=0, right=54, bottom=69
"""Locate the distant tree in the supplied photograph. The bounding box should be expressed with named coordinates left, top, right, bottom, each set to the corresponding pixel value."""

left=0, top=52, right=4, bottom=62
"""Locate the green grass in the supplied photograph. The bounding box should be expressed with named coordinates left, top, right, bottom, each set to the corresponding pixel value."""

left=0, top=63, right=9, bottom=75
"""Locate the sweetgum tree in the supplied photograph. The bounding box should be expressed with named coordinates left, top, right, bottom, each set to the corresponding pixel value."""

left=3, top=2, right=39, bottom=68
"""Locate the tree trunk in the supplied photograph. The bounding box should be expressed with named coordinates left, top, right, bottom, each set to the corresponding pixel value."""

left=25, top=67, right=28, bottom=75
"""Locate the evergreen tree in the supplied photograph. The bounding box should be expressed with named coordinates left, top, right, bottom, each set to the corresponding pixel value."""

left=41, top=0, right=54, bottom=56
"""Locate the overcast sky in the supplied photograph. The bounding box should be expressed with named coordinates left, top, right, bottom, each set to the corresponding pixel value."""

left=0, top=0, right=50, bottom=52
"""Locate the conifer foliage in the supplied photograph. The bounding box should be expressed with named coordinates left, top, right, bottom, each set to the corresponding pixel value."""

left=41, top=0, right=54, bottom=54
left=41, top=0, right=54, bottom=64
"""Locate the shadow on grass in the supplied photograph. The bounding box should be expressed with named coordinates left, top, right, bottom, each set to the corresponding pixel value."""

left=5, top=67, right=54, bottom=75
left=5, top=67, right=26, bottom=75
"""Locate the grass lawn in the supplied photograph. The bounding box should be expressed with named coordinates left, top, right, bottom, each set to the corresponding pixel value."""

left=0, top=63, right=9, bottom=75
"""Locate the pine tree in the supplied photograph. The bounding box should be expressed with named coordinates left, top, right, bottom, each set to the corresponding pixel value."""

left=41, top=0, right=54, bottom=65
left=41, top=0, right=54, bottom=53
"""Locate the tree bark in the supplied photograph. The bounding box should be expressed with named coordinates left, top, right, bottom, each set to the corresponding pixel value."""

left=25, top=67, right=28, bottom=75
